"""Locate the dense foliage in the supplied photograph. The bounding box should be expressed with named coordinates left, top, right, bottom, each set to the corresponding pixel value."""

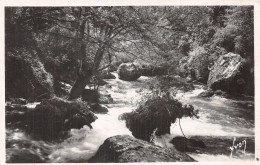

left=5, top=6, right=254, bottom=99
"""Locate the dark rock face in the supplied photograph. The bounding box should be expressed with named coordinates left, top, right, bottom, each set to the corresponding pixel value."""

left=26, top=97, right=97, bottom=140
left=170, top=137, right=206, bottom=152
left=99, top=70, right=116, bottom=79
left=89, top=135, right=195, bottom=162
left=82, top=89, right=100, bottom=103
left=6, top=55, right=54, bottom=101
left=198, top=89, right=214, bottom=97
left=207, top=53, right=253, bottom=95
left=118, top=63, right=141, bottom=81
left=121, top=98, right=198, bottom=141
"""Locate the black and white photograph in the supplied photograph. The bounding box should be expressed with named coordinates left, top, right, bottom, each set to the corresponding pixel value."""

left=2, top=1, right=260, bottom=164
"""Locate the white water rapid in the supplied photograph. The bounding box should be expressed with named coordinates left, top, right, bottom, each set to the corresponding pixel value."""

left=6, top=73, right=255, bottom=162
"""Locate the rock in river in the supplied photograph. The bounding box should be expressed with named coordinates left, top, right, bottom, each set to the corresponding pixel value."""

left=117, top=63, right=141, bottom=81
left=198, top=89, right=214, bottom=97
left=207, top=53, right=253, bottom=95
left=26, top=97, right=97, bottom=140
left=89, top=135, right=195, bottom=162
left=121, top=97, right=198, bottom=141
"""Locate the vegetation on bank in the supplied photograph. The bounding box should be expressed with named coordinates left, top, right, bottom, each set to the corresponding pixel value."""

left=6, top=6, right=254, bottom=102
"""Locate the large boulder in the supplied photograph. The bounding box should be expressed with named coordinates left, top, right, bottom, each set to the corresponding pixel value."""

left=89, top=135, right=195, bottom=162
left=25, top=97, right=97, bottom=140
left=121, top=97, right=198, bottom=141
left=6, top=54, right=54, bottom=101
left=117, top=63, right=141, bottom=81
left=207, top=53, right=253, bottom=95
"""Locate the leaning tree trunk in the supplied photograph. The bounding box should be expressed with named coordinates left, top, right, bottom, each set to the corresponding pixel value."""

left=68, top=70, right=92, bottom=100
left=67, top=7, right=107, bottom=100
left=68, top=10, right=90, bottom=100
left=68, top=45, right=106, bottom=100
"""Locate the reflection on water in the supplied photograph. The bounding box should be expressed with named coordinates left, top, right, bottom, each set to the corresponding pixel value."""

left=6, top=73, right=255, bottom=162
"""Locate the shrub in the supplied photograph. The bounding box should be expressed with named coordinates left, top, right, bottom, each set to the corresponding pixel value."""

left=121, top=93, right=199, bottom=141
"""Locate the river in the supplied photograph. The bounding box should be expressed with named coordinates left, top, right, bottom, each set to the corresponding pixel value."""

left=6, top=73, right=255, bottom=162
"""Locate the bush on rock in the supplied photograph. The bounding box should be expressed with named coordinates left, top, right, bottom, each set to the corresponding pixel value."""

left=121, top=97, right=198, bottom=141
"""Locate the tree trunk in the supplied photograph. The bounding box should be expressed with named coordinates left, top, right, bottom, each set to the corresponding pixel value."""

left=92, top=44, right=106, bottom=72
left=68, top=45, right=106, bottom=100
left=68, top=8, right=89, bottom=100
left=68, top=7, right=106, bottom=100
left=68, top=70, right=92, bottom=100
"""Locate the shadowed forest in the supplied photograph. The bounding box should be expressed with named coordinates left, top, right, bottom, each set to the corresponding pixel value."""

left=5, top=6, right=254, bottom=163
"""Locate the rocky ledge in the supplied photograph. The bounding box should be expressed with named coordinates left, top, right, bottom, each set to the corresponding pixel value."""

left=89, top=135, right=196, bottom=162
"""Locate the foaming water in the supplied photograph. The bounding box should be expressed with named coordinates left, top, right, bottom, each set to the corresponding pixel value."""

left=48, top=73, right=149, bottom=162
left=189, top=153, right=254, bottom=162
left=48, top=106, right=133, bottom=162
left=155, top=84, right=254, bottom=161
left=25, top=102, right=41, bottom=109
left=173, top=85, right=254, bottom=137
left=6, top=73, right=255, bottom=162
